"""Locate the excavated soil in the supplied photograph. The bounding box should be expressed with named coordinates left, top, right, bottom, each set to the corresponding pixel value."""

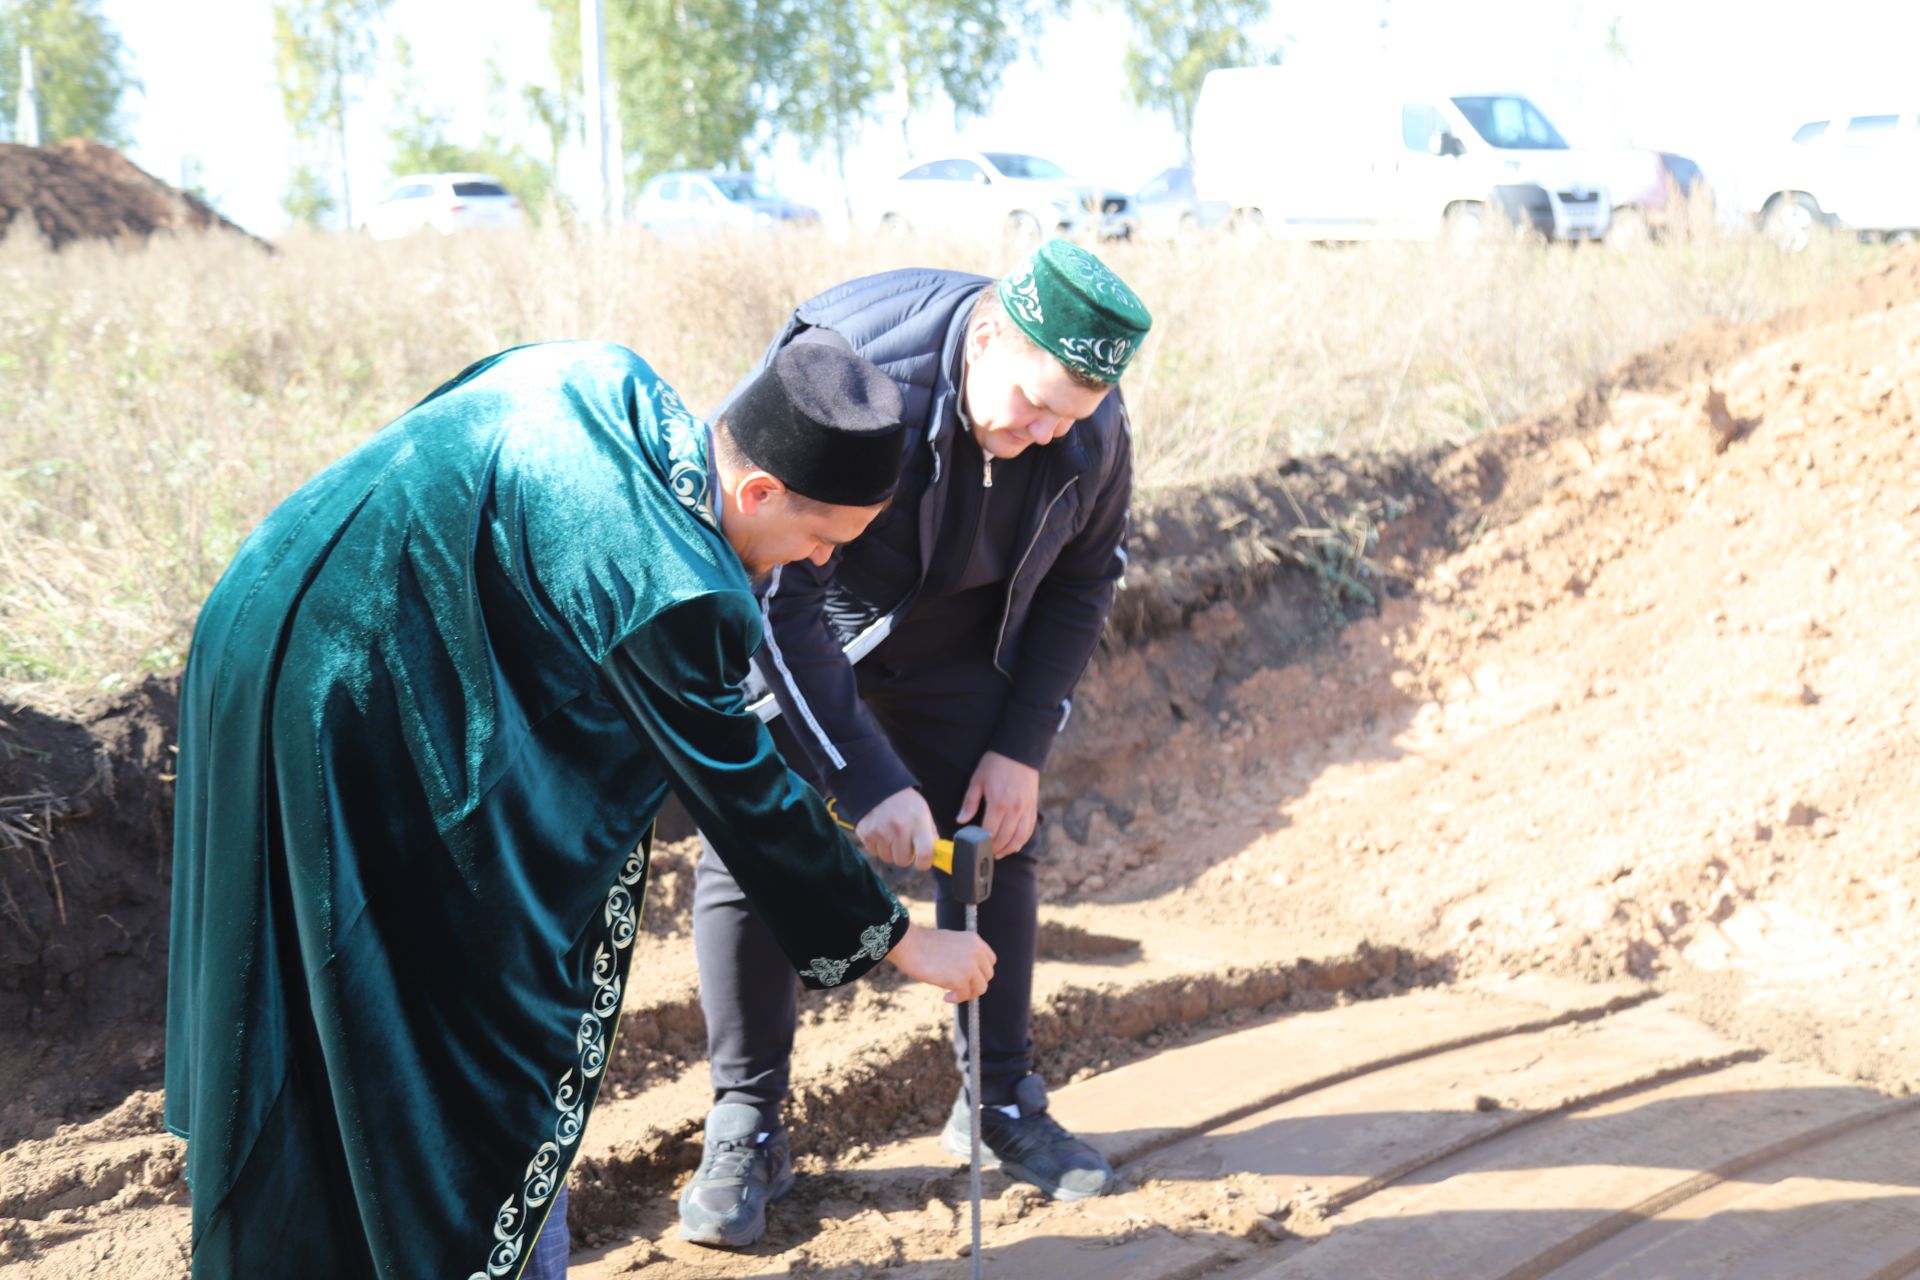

left=3, top=248, right=1917, bottom=1275
left=0, top=139, right=264, bottom=250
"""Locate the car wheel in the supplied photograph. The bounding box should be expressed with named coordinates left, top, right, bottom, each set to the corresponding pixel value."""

left=1175, top=212, right=1203, bottom=247
left=881, top=213, right=913, bottom=237
left=1887, top=229, right=1917, bottom=246
left=1441, top=202, right=1486, bottom=252
left=1230, top=208, right=1266, bottom=242
left=1606, top=205, right=1649, bottom=249
left=1004, top=211, right=1044, bottom=246
left=1761, top=193, right=1820, bottom=253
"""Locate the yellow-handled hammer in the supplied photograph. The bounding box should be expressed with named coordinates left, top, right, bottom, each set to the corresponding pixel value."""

left=827, top=800, right=994, bottom=905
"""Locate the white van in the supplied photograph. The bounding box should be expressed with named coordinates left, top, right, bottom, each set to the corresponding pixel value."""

left=1191, top=65, right=1612, bottom=245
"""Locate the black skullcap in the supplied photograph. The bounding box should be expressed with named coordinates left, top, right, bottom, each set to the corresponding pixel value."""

left=726, top=343, right=908, bottom=506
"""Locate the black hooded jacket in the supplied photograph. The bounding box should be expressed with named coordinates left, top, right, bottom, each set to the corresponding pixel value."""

left=717, top=268, right=1133, bottom=820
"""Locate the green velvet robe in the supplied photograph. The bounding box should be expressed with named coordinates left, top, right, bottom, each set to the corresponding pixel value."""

left=163, top=341, right=906, bottom=1279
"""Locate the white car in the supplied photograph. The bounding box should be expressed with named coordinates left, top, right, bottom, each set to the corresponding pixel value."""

left=362, top=173, right=524, bottom=239
left=1752, top=112, right=1920, bottom=251
left=873, top=151, right=1135, bottom=241
left=632, top=171, right=821, bottom=234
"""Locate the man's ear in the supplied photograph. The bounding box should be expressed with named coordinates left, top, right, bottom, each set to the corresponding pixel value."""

left=968, top=314, right=998, bottom=361
left=733, top=469, right=786, bottom=517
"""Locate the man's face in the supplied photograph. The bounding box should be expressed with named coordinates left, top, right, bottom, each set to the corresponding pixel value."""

left=723, top=485, right=885, bottom=580
left=962, top=321, right=1113, bottom=460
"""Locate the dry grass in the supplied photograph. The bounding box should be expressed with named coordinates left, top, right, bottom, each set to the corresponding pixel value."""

left=0, top=219, right=1880, bottom=700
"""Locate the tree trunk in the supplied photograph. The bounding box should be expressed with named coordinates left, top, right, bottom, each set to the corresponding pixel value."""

left=334, top=72, right=352, bottom=231
left=835, top=123, right=853, bottom=223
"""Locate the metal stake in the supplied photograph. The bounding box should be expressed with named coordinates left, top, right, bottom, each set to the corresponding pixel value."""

left=967, top=901, right=983, bottom=1280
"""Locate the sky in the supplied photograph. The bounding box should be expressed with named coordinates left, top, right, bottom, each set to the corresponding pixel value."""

left=91, top=0, right=1920, bottom=238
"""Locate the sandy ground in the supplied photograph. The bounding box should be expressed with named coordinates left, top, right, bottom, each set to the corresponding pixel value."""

left=4, top=249, right=1917, bottom=1276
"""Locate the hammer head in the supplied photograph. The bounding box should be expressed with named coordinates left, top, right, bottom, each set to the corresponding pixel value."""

left=940, top=824, right=994, bottom=905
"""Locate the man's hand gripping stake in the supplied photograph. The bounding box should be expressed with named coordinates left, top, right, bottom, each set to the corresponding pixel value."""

left=939, top=825, right=995, bottom=1280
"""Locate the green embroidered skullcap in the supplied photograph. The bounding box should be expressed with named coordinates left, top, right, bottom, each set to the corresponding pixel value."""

left=996, top=239, right=1153, bottom=383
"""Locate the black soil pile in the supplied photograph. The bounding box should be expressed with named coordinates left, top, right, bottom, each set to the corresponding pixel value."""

left=0, top=678, right=177, bottom=1142
left=0, top=138, right=265, bottom=251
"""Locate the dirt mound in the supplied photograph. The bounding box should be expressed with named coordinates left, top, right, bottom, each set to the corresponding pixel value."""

left=0, top=139, right=264, bottom=251
left=0, top=678, right=175, bottom=1144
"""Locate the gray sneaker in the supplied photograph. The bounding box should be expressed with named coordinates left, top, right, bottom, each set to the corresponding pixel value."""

left=677, top=1103, right=794, bottom=1247
left=940, top=1073, right=1114, bottom=1201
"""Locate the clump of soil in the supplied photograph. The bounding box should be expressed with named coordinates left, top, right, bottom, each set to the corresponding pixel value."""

left=0, top=138, right=264, bottom=250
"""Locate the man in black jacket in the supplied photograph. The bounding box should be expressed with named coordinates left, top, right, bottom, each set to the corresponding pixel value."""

left=679, top=240, right=1151, bottom=1247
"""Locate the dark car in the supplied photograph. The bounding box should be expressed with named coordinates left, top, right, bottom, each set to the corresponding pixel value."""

left=1132, top=165, right=1230, bottom=241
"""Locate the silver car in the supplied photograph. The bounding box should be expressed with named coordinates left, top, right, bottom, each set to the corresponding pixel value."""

left=874, top=151, right=1135, bottom=241
left=633, top=171, right=821, bottom=234
left=362, top=173, right=524, bottom=239
left=1131, top=165, right=1230, bottom=241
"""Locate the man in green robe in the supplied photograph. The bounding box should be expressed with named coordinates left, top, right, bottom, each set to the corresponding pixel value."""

left=163, top=339, right=994, bottom=1279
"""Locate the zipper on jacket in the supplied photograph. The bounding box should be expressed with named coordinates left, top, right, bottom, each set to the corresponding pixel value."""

left=983, top=454, right=993, bottom=489
left=993, top=476, right=1078, bottom=678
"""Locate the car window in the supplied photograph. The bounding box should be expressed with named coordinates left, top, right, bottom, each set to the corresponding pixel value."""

left=922, top=159, right=967, bottom=182
left=654, top=178, right=681, bottom=201
left=1401, top=103, right=1446, bottom=151
left=397, top=183, right=433, bottom=201
left=1791, top=120, right=1829, bottom=144
left=452, top=181, right=508, bottom=197
left=946, top=159, right=989, bottom=184
left=983, top=153, right=1069, bottom=180
left=1843, top=114, right=1900, bottom=142
left=1662, top=153, right=1703, bottom=193
left=1140, top=168, right=1194, bottom=201
left=900, top=163, right=938, bottom=181
left=687, top=182, right=714, bottom=204
left=711, top=175, right=778, bottom=202
left=1451, top=95, right=1568, bottom=150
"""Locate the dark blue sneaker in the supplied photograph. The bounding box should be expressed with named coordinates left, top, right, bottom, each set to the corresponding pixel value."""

left=940, top=1073, right=1114, bottom=1201
left=677, top=1103, right=793, bottom=1247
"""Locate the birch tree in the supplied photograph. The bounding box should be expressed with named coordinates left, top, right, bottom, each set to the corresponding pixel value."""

left=272, top=0, right=392, bottom=227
